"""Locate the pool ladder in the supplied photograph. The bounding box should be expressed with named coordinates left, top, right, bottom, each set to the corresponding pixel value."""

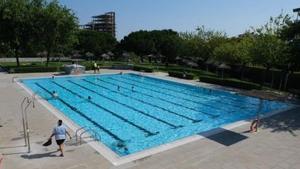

left=20, top=96, right=35, bottom=153
left=12, top=76, right=18, bottom=83
left=75, top=126, right=101, bottom=145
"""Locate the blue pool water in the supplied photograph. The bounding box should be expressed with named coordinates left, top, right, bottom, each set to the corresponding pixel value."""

left=22, top=73, right=290, bottom=156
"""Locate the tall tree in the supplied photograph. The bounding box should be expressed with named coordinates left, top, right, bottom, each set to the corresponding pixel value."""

left=180, top=26, right=227, bottom=65
left=38, top=0, right=78, bottom=66
left=0, top=0, right=32, bottom=66
left=279, top=17, right=300, bottom=90
left=252, top=14, right=291, bottom=88
left=76, top=30, right=117, bottom=59
left=234, top=35, right=255, bottom=79
left=0, top=0, right=78, bottom=66
left=120, top=29, right=181, bottom=63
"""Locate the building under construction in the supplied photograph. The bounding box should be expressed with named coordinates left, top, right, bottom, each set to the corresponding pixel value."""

left=81, top=12, right=116, bottom=37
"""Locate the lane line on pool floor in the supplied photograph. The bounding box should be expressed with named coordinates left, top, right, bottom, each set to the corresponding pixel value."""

left=121, top=75, right=257, bottom=109
left=67, top=80, right=181, bottom=129
left=51, top=81, right=158, bottom=137
left=83, top=79, right=203, bottom=123
left=127, top=73, right=257, bottom=108
left=111, top=76, right=249, bottom=114
left=34, top=82, right=124, bottom=142
left=107, top=77, right=221, bottom=118
left=95, top=77, right=219, bottom=119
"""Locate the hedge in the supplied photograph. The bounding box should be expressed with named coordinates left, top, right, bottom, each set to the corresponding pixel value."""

left=199, top=75, right=261, bottom=90
left=168, top=71, right=195, bottom=80
left=7, top=66, right=63, bottom=73
left=132, top=65, right=154, bottom=72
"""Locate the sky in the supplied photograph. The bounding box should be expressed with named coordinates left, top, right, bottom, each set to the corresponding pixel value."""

left=59, top=0, right=300, bottom=40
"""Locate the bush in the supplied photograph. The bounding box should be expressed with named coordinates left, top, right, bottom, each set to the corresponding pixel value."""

left=132, top=66, right=154, bottom=73
left=8, top=66, right=63, bottom=73
left=168, top=71, right=195, bottom=80
left=199, top=75, right=261, bottom=90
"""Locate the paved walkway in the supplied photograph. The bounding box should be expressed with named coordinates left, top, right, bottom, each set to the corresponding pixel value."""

left=0, top=71, right=299, bottom=169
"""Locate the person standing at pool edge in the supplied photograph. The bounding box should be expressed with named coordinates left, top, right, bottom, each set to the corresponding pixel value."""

left=93, top=62, right=97, bottom=74
left=49, top=120, right=72, bottom=157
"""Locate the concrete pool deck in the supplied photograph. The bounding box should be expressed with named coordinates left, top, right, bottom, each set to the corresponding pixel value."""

left=0, top=70, right=300, bottom=169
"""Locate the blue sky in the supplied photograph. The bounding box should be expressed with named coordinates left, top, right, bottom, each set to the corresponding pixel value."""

left=59, top=0, right=299, bottom=40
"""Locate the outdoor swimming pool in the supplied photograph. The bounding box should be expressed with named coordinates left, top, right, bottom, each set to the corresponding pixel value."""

left=21, top=73, right=290, bottom=156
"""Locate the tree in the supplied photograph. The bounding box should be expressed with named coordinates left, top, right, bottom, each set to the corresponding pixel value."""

left=0, top=0, right=33, bottom=66
left=213, top=41, right=237, bottom=65
left=120, top=29, right=181, bottom=64
left=180, top=31, right=206, bottom=59
left=280, top=16, right=300, bottom=90
left=151, top=30, right=182, bottom=65
left=37, top=0, right=78, bottom=66
left=252, top=14, right=292, bottom=88
left=120, top=30, right=156, bottom=60
left=76, top=30, right=117, bottom=60
left=234, top=35, right=255, bottom=79
left=180, top=26, right=227, bottom=67
left=0, top=0, right=78, bottom=66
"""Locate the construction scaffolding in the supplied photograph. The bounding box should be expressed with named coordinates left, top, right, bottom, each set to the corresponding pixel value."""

left=81, top=12, right=116, bottom=38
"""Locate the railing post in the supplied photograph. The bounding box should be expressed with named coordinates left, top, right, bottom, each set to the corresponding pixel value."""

left=24, top=99, right=35, bottom=153
left=21, top=97, right=29, bottom=146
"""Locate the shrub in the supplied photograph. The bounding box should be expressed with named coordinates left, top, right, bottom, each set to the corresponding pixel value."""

left=132, top=66, right=154, bottom=73
left=8, top=66, right=63, bottom=73
left=199, top=75, right=261, bottom=90
left=168, top=71, right=194, bottom=80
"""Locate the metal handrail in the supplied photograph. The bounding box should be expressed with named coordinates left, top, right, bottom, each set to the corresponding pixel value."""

left=20, top=97, right=30, bottom=146
left=20, top=96, right=35, bottom=153
left=77, top=127, right=101, bottom=145
left=12, top=76, right=18, bottom=83
left=75, top=126, right=88, bottom=142
left=24, top=100, right=34, bottom=153
left=91, top=128, right=101, bottom=141
left=79, top=129, right=91, bottom=145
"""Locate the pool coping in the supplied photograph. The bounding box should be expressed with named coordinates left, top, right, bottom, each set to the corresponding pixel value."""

left=15, top=72, right=296, bottom=166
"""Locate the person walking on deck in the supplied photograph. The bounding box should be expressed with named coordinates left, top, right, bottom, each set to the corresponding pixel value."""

left=49, top=120, right=72, bottom=157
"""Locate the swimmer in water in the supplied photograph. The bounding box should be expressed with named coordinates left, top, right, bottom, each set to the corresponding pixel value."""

left=131, top=86, right=134, bottom=92
left=52, top=91, right=58, bottom=98
left=116, top=141, right=128, bottom=152
left=117, top=86, right=120, bottom=91
left=88, top=96, right=91, bottom=100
